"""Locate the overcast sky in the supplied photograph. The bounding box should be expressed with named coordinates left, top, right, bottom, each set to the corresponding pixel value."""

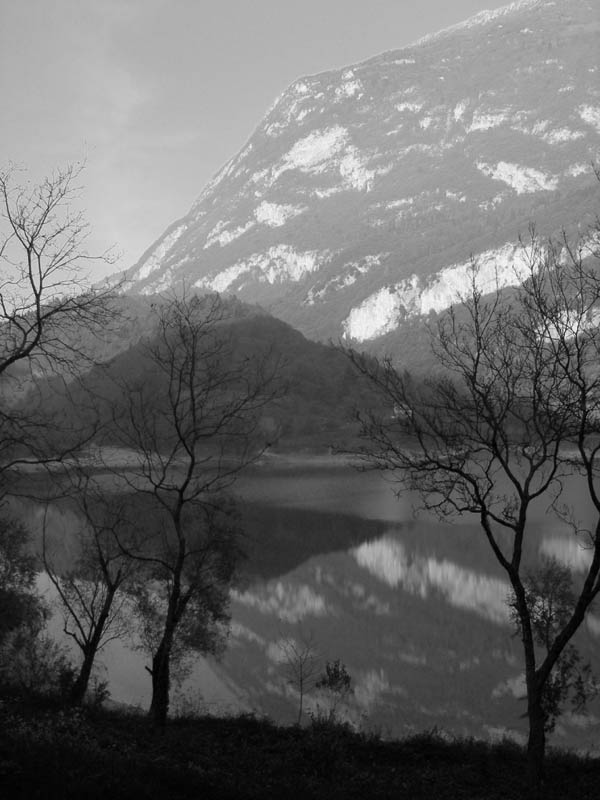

left=0, top=0, right=511, bottom=281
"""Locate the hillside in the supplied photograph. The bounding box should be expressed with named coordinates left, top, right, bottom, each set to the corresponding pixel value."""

left=36, top=295, right=384, bottom=454
left=111, top=0, right=600, bottom=366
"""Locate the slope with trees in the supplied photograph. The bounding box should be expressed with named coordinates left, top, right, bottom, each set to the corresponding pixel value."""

left=346, top=215, right=600, bottom=795
left=91, top=292, right=283, bottom=726
left=39, top=294, right=385, bottom=456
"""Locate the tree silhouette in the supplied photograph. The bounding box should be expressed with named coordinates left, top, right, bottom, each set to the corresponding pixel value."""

left=346, top=220, right=600, bottom=796
left=102, top=292, right=283, bottom=726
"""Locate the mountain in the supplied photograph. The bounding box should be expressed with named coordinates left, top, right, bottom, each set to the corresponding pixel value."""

left=115, top=0, right=600, bottom=362
left=38, top=295, right=384, bottom=453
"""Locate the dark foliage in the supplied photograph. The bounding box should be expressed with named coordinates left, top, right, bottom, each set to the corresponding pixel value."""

left=34, top=293, right=384, bottom=454
left=0, top=517, right=43, bottom=643
left=0, top=696, right=599, bottom=799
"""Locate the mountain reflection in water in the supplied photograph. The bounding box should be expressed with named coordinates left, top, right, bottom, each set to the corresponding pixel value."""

left=222, top=463, right=600, bottom=751
left=13, top=460, right=600, bottom=752
left=353, top=537, right=510, bottom=624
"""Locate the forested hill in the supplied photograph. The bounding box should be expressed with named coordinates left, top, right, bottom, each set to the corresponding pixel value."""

left=38, top=293, right=387, bottom=453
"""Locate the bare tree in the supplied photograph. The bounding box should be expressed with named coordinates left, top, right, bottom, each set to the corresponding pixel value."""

left=345, top=223, right=600, bottom=795
left=103, top=292, right=282, bottom=727
left=41, top=484, right=134, bottom=706
left=278, top=629, right=322, bottom=724
left=0, top=162, right=118, bottom=481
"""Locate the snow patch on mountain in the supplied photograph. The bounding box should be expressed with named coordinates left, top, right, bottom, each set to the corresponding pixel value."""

left=282, top=126, right=347, bottom=173
left=453, top=101, right=468, bottom=121
left=566, top=163, right=593, bottom=177
left=542, top=127, right=585, bottom=144
left=197, top=245, right=333, bottom=292
left=133, top=224, right=186, bottom=281
left=196, top=262, right=251, bottom=293
left=263, top=126, right=380, bottom=192
left=414, top=243, right=534, bottom=314
left=342, top=287, right=404, bottom=341
left=479, top=194, right=506, bottom=211
left=445, top=190, right=467, bottom=203
left=260, top=245, right=332, bottom=283
left=477, top=161, right=558, bottom=193
left=512, top=118, right=585, bottom=145
left=467, top=110, right=510, bottom=132
left=339, top=148, right=379, bottom=190
left=305, top=254, right=386, bottom=304
left=140, top=267, right=175, bottom=296
left=343, top=242, right=537, bottom=341
left=336, top=79, right=363, bottom=99
left=205, top=220, right=255, bottom=248
left=396, top=102, right=423, bottom=113
left=579, top=105, right=600, bottom=134
left=203, top=203, right=305, bottom=247
left=254, top=201, right=304, bottom=227
left=313, top=186, right=344, bottom=199
left=383, top=198, right=415, bottom=210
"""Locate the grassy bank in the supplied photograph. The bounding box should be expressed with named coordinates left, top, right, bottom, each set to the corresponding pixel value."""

left=1, top=694, right=599, bottom=799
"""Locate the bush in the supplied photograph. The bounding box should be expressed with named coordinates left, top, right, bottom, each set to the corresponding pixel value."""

left=0, top=621, right=76, bottom=700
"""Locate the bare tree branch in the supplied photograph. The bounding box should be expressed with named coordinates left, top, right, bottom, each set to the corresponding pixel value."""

left=343, top=200, right=600, bottom=793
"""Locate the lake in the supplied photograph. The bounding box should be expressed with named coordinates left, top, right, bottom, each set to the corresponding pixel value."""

left=16, top=455, right=600, bottom=752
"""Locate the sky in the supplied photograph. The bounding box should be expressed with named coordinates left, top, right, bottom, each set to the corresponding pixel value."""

left=0, top=0, right=511, bottom=281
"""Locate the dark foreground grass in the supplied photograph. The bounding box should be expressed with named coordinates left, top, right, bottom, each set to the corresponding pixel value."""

left=1, top=695, right=598, bottom=799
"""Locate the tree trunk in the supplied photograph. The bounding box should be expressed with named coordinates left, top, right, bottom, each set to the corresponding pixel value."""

left=526, top=693, right=546, bottom=799
left=70, top=649, right=95, bottom=706
left=69, top=588, right=116, bottom=706
left=149, top=638, right=172, bottom=728
left=297, top=681, right=303, bottom=726
left=147, top=534, right=187, bottom=728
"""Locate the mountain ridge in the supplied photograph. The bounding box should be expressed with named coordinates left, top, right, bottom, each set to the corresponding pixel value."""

left=35, top=294, right=385, bottom=454
left=112, top=0, right=600, bottom=363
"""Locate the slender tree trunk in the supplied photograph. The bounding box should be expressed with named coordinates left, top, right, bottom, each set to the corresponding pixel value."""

left=69, top=588, right=116, bottom=706
left=511, top=576, right=546, bottom=799
left=297, top=677, right=304, bottom=726
left=70, top=648, right=95, bottom=706
left=526, top=690, right=546, bottom=799
left=149, top=637, right=172, bottom=728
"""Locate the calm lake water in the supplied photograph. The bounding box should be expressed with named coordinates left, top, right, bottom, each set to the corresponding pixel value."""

left=18, top=456, right=600, bottom=752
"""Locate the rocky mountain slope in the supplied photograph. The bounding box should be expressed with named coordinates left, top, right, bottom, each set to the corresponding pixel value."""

left=116, top=0, right=600, bottom=361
